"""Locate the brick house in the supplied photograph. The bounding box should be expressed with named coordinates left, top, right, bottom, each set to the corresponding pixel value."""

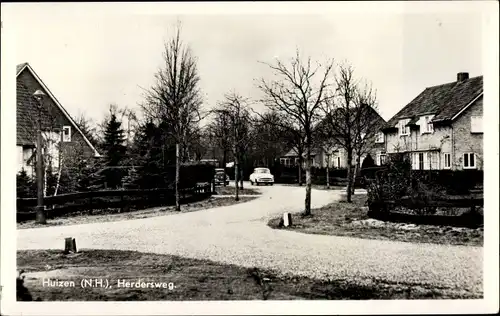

left=381, top=72, right=483, bottom=170
left=16, top=62, right=100, bottom=176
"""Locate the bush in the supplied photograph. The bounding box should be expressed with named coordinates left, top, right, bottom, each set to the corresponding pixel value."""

left=17, top=271, right=36, bottom=301
left=17, top=170, right=35, bottom=198
left=366, top=154, right=446, bottom=214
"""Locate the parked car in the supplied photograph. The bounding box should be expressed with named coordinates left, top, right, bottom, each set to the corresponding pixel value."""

left=249, top=167, right=274, bottom=186
left=214, top=168, right=230, bottom=186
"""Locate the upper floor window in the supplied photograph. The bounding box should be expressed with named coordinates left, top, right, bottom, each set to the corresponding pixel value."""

left=421, top=115, right=434, bottom=134
left=398, top=119, right=410, bottom=136
left=470, top=116, right=483, bottom=133
left=62, top=126, right=71, bottom=142
left=463, top=153, right=476, bottom=169
left=375, top=132, right=384, bottom=143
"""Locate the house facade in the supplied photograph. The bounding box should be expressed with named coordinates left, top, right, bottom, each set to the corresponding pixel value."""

left=382, top=72, right=483, bottom=170
left=16, top=62, right=100, bottom=176
left=279, top=107, right=387, bottom=170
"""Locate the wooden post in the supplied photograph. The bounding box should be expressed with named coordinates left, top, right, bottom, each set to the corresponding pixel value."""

left=283, top=212, right=292, bottom=227
left=64, top=237, right=77, bottom=254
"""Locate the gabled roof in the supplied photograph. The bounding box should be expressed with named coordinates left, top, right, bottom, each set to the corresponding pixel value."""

left=385, top=75, right=483, bottom=129
left=16, top=62, right=101, bottom=157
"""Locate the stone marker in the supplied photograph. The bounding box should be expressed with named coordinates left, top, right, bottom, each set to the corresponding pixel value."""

left=64, top=237, right=77, bottom=254
left=283, top=212, right=292, bottom=227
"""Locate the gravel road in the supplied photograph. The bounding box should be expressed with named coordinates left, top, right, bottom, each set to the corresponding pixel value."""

left=17, top=183, right=483, bottom=293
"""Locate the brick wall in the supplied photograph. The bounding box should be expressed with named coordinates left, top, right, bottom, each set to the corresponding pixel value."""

left=451, top=96, right=483, bottom=170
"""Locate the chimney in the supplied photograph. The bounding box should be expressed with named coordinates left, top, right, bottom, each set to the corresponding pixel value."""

left=457, top=72, right=469, bottom=82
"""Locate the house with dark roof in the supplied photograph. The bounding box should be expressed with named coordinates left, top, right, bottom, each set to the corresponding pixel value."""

left=279, top=106, right=386, bottom=169
left=381, top=72, right=483, bottom=170
left=16, top=62, right=100, bottom=176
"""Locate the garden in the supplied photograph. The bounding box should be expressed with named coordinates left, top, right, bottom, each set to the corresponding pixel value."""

left=268, top=154, right=484, bottom=247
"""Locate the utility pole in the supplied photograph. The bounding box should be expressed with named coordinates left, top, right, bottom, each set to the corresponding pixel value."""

left=33, top=90, right=47, bottom=224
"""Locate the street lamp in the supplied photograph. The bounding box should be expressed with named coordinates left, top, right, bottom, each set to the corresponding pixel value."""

left=33, top=89, right=46, bottom=224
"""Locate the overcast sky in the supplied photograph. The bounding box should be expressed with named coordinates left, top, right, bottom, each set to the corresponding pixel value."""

left=4, top=2, right=489, bottom=125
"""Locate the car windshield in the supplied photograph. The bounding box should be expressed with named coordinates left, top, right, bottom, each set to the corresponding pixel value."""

left=255, top=168, right=270, bottom=174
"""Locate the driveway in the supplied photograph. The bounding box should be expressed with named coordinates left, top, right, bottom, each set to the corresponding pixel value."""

left=17, top=183, right=483, bottom=293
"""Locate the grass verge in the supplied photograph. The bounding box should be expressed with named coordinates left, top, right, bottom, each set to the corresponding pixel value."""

left=215, top=185, right=260, bottom=195
left=18, top=196, right=256, bottom=229
left=17, top=249, right=479, bottom=301
left=268, top=194, right=483, bottom=247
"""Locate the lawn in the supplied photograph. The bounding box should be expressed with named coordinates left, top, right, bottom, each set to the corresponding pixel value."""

left=17, top=249, right=479, bottom=301
left=268, top=194, right=483, bottom=247
left=18, top=196, right=256, bottom=229
left=215, top=185, right=260, bottom=195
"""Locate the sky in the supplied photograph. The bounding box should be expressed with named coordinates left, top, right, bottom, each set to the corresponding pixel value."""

left=3, top=2, right=489, bottom=126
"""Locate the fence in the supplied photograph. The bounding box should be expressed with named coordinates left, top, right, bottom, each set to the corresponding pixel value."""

left=368, top=197, right=484, bottom=228
left=17, top=182, right=213, bottom=222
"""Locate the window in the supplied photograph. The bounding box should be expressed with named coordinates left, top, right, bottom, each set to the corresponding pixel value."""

left=463, top=153, right=476, bottom=169
left=418, top=153, right=424, bottom=170
left=377, top=151, right=387, bottom=165
left=443, top=153, right=451, bottom=169
left=62, top=126, right=71, bottom=142
left=375, top=132, right=384, bottom=143
left=337, top=156, right=341, bottom=168
left=398, top=119, right=410, bottom=136
left=471, top=116, right=483, bottom=133
left=420, top=115, right=434, bottom=134
left=411, top=152, right=424, bottom=170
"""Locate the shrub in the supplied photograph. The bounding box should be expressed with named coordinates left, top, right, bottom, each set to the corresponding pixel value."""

left=17, top=271, right=36, bottom=301
left=17, top=170, right=35, bottom=198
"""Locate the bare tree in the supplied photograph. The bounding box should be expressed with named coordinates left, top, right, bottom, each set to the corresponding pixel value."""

left=249, top=110, right=289, bottom=169
left=212, top=92, right=252, bottom=200
left=321, top=62, right=380, bottom=202
left=253, top=109, right=306, bottom=185
left=141, top=24, right=203, bottom=211
left=257, top=51, right=334, bottom=215
left=206, top=109, right=233, bottom=170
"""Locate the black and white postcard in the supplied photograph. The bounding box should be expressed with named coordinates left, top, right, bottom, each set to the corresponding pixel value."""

left=1, top=1, right=498, bottom=315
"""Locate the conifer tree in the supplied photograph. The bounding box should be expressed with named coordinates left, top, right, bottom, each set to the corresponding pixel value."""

left=102, top=110, right=126, bottom=188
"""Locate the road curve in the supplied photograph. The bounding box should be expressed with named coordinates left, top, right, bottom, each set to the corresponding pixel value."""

left=17, top=183, right=483, bottom=293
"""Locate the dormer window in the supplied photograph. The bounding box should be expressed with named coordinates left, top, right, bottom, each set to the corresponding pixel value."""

left=421, top=115, right=435, bottom=134
left=398, top=119, right=410, bottom=136
left=375, top=132, right=384, bottom=143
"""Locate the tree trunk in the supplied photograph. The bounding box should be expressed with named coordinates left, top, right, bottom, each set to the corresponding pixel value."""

left=239, top=154, right=244, bottom=189
left=351, top=154, right=361, bottom=196
left=346, top=148, right=353, bottom=203
left=304, top=149, right=312, bottom=216
left=36, top=130, right=46, bottom=224
left=54, top=154, right=64, bottom=196
left=326, top=156, right=330, bottom=189
left=234, top=149, right=239, bottom=201
left=297, top=150, right=303, bottom=186
left=175, top=143, right=181, bottom=211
